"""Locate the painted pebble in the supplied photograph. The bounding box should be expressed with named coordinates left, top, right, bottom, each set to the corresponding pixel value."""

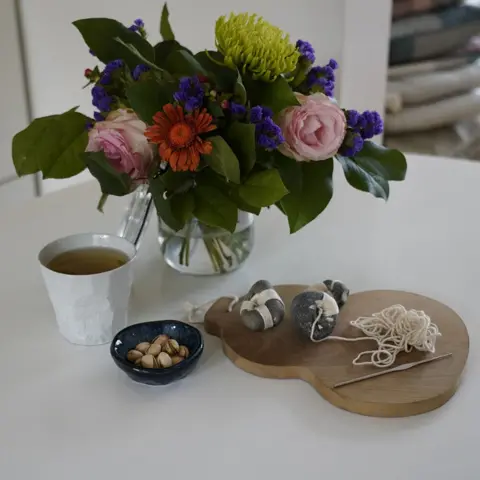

left=291, top=291, right=339, bottom=341
left=240, top=280, right=285, bottom=331
left=323, top=279, right=350, bottom=308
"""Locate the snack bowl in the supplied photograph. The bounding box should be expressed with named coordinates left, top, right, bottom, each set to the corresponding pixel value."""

left=110, top=320, right=204, bottom=386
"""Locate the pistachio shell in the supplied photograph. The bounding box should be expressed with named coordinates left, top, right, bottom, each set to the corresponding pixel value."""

left=136, top=342, right=151, bottom=354
left=157, top=352, right=173, bottom=368
left=141, top=354, right=158, bottom=369
left=171, top=355, right=183, bottom=366
left=146, top=344, right=162, bottom=356
left=134, top=357, right=143, bottom=366
left=178, top=346, right=190, bottom=358
left=163, top=339, right=180, bottom=355
left=127, top=350, right=143, bottom=363
left=153, top=334, right=169, bottom=346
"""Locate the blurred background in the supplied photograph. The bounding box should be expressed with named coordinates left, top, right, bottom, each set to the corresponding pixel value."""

left=2, top=0, right=480, bottom=204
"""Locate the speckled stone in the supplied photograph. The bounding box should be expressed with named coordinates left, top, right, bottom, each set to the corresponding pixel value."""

left=291, top=291, right=338, bottom=341
left=323, top=279, right=350, bottom=308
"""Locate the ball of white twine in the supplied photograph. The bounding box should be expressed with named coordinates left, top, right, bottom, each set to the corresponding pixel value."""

left=321, top=304, right=441, bottom=368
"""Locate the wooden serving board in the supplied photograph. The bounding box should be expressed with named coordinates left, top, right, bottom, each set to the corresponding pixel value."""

left=204, top=286, right=469, bottom=417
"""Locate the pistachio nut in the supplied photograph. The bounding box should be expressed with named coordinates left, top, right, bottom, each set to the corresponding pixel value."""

left=135, top=342, right=151, bottom=354
left=157, top=352, right=173, bottom=368
left=141, top=354, right=158, bottom=369
left=127, top=349, right=143, bottom=363
left=178, top=346, right=190, bottom=358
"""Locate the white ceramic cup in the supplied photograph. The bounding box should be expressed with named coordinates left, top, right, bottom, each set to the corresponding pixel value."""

left=38, top=233, right=136, bottom=346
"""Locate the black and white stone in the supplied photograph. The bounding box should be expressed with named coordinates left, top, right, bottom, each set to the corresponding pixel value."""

left=323, top=279, right=350, bottom=308
left=240, top=280, right=285, bottom=331
left=291, top=291, right=339, bottom=341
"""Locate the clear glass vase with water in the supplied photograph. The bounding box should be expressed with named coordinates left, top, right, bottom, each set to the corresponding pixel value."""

left=118, top=185, right=254, bottom=275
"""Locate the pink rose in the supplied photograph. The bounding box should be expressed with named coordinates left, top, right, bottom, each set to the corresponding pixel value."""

left=86, top=109, right=154, bottom=183
left=277, top=93, right=346, bottom=162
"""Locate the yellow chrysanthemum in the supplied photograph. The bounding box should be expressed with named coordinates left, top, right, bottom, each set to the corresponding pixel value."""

left=215, top=13, right=300, bottom=82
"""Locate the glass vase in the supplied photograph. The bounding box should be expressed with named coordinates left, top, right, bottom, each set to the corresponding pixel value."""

left=158, top=211, right=254, bottom=275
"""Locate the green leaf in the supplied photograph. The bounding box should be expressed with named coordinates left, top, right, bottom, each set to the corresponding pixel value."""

left=114, top=37, right=166, bottom=75
left=13, top=114, right=56, bottom=175
left=149, top=174, right=184, bottom=231
left=84, top=152, right=132, bottom=196
left=171, top=190, right=195, bottom=224
left=337, top=155, right=389, bottom=200
left=13, top=110, right=89, bottom=179
left=279, top=159, right=333, bottom=233
left=97, top=193, right=109, bottom=213
left=126, top=79, right=176, bottom=123
left=238, top=169, right=288, bottom=208
left=234, top=73, right=247, bottom=105
left=194, top=185, right=238, bottom=232
left=354, top=141, right=407, bottom=181
left=273, top=151, right=303, bottom=194
left=165, top=50, right=208, bottom=77
left=225, top=122, right=256, bottom=174
left=160, top=3, right=175, bottom=41
left=243, top=75, right=299, bottom=114
left=229, top=188, right=261, bottom=215
left=154, top=40, right=190, bottom=68
left=203, top=136, right=240, bottom=183
left=73, top=18, right=154, bottom=69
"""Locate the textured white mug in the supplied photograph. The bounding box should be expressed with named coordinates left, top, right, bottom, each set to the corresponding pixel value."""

left=39, top=233, right=136, bottom=346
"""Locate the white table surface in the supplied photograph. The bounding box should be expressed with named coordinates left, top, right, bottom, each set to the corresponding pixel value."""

left=1, top=154, right=479, bottom=480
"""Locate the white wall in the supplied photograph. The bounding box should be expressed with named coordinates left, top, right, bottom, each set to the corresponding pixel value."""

left=20, top=0, right=391, bottom=193
left=0, top=0, right=35, bottom=203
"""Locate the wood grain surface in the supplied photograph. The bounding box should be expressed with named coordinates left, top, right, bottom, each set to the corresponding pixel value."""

left=204, top=286, right=469, bottom=417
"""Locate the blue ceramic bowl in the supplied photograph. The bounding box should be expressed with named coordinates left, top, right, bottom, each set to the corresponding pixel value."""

left=110, top=320, right=204, bottom=386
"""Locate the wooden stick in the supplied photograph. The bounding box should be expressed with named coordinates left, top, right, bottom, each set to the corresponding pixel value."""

left=333, top=352, right=453, bottom=389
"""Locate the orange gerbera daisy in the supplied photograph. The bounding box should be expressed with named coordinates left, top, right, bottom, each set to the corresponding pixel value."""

left=145, top=104, right=216, bottom=172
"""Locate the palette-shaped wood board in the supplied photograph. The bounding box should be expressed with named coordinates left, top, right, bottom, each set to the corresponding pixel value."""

left=204, top=286, right=469, bottom=417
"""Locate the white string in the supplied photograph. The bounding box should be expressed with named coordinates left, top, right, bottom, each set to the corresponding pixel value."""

left=311, top=304, right=442, bottom=368
left=240, top=289, right=284, bottom=329
left=309, top=296, right=339, bottom=342
left=185, top=295, right=239, bottom=323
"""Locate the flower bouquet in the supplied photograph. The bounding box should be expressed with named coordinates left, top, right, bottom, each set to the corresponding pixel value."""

left=12, top=5, right=407, bottom=274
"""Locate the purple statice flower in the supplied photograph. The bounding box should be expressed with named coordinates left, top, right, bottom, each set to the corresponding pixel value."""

left=104, top=59, right=123, bottom=73
left=353, top=134, right=364, bottom=153
left=256, top=119, right=284, bottom=150
left=93, top=111, right=104, bottom=122
left=324, top=81, right=335, bottom=97
left=296, top=39, right=315, bottom=63
left=255, top=116, right=284, bottom=150
left=129, top=18, right=145, bottom=32
left=99, top=73, right=111, bottom=85
left=99, top=59, right=123, bottom=85
left=346, top=109, right=360, bottom=128
left=249, top=105, right=264, bottom=124
left=249, top=105, right=283, bottom=149
left=261, top=106, right=273, bottom=118
left=173, top=76, right=205, bottom=112
left=306, top=59, right=339, bottom=95
left=230, top=101, right=246, bottom=116
left=132, top=64, right=150, bottom=81
left=340, top=132, right=364, bottom=157
left=351, top=110, right=384, bottom=139
left=91, top=85, right=113, bottom=112
left=371, top=111, right=384, bottom=135
left=85, top=120, right=94, bottom=131
left=328, top=58, right=338, bottom=70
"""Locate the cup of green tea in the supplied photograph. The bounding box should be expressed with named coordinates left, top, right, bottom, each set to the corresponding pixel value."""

left=38, top=233, right=136, bottom=346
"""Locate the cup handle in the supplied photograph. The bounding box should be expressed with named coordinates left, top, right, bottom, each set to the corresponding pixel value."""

left=117, top=184, right=153, bottom=250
